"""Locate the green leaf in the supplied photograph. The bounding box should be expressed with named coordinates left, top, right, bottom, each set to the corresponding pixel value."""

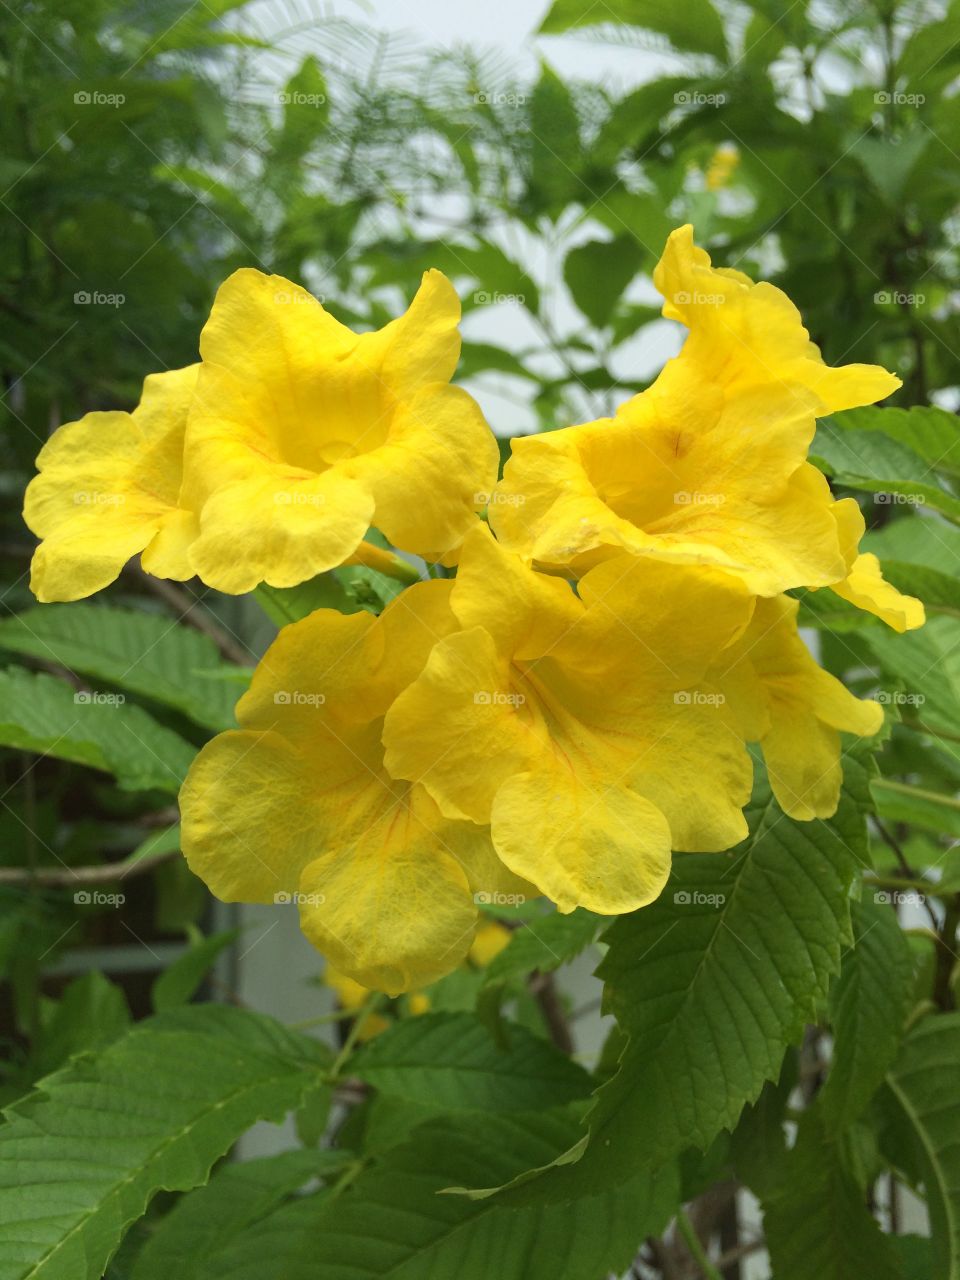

left=489, top=751, right=876, bottom=1205
left=276, top=56, right=329, bottom=162
left=350, top=1012, right=590, bottom=1111
left=482, top=909, right=601, bottom=988
left=527, top=64, right=581, bottom=214
left=863, top=615, right=960, bottom=737
left=151, top=928, right=240, bottom=1013
left=864, top=518, right=960, bottom=619
left=254, top=575, right=359, bottom=626
left=838, top=404, right=960, bottom=477
left=129, top=1150, right=353, bottom=1280
left=0, top=1006, right=328, bottom=1280
left=0, top=605, right=239, bottom=729
left=813, top=413, right=960, bottom=522
left=538, top=0, right=728, bottom=60
left=819, top=897, right=914, bottom=1127
left=563, top=236, right=643, bottom=327
left=872, top=778, right=960, bottom=842
left=0, top=666, right=195, bottom=793
left=32, top=973, right=130, bottom=1079
left=281, top=1110, right=678, bottom=1280
left=885, top=1013, right=960, bottom=1280
left=762, top=1111, right=902, bottom=1280
left=121, top=823, right=183, bottom=872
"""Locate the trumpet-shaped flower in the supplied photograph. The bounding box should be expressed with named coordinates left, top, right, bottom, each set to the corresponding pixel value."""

left=714, top=594, right=884, bottom=820
left=383, top=527, right=758, bottom=915
left=182, top=267, right=498, bottom=593
left=24, top=365, right=200, bottom=602
left=179, top=579, right=525, bottom=994
left=491, top=226, right=921, bottom=630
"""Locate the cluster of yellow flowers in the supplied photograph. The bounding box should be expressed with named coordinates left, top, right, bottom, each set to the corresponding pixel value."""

left=25, top=227, right=923, bottom=994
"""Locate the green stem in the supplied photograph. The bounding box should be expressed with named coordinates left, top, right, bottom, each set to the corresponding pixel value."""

left=346, top=540, right=421, bottom=585
left=675, top=1208, right=723, bottom=1280
left=874, top=778, right=960, bottom=814
left=327, top=991, right=383, bottom=1080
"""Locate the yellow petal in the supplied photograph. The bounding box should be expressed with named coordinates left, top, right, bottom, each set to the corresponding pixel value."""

left=830, top=552, right=925, bottom=633
left=451, top=524, right=582, bottom=658
left=715, top=595, right=884, bottom=820
left=654, top=225, right=901, bottom=414
left=383, top=625, right=549, bottom=823
left=24, top=365, right=198, bottom=601
left=187, top=467, right=375, bottom=595
left=179, top=729, right=317, bottom=902
left=492, top=765, right=672, bottom=914
left=297, top=787, right=483, bottom=995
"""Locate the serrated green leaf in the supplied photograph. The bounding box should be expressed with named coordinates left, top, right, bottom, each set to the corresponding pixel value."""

left=863, top=615, right=960, bottom=737
left=864, top=518, right=960, bottom=619
left=294, top=1110, right=678, bottom=1280
left=487, top=752, right=876, bottom=1205
left=762, top=1110, right=902, bottom=1280
left=0, top=1006, right=328, bottom=1280
left=32, top=973, right=130, bottom=1079
left=885, top=1013, right=960, bottom=1280
left=820, top=897, right=915, bottom=1127
left=0, top=605, right=238, bottom=729
left=813, top=414, right=960, bottom=522
left=130, top=1150, right=353, bottom=1280
left=838, top=404, right=960, bottom=477
left=350, top=1013, right=590, bottom=1111
left=0, top=666, right=195, bottom=792
left=482, top=909, right=601, bottom=988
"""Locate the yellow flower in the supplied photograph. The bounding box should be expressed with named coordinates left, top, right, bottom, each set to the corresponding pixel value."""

left=24, top=366, right=200, bottom=602
left=468, top=918, right=512, bottom=967
left=323, top=967, right=390, bottom=1039
left=179, top=579, right=525, bottom=994
left=25, top=271, right=496, bottom=600
left=715, top=594, right=884, bottom=820
left=182, top=267, right=498, bottom=593
left=383, top=527, right=758, bottom=916
left=491, top=226, right=921, bottom=630
left=705, top=143, right=740, bottom=191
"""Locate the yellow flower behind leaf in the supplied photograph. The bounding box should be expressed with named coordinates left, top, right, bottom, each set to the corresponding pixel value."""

left=491, top=226, right=921, bottom=631
left=24, top=365, right=200, bottom=602
left=383, top=527, right=758, bottom=915
left=182, top=267, right=498, bottom=593
left=705, top=143, right=740, bottom=191
left=468, top=918, right=512, bottom=968
left=323, top=967, right=390, bottom=1039
left=179, top=579, right=525, bottom=994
